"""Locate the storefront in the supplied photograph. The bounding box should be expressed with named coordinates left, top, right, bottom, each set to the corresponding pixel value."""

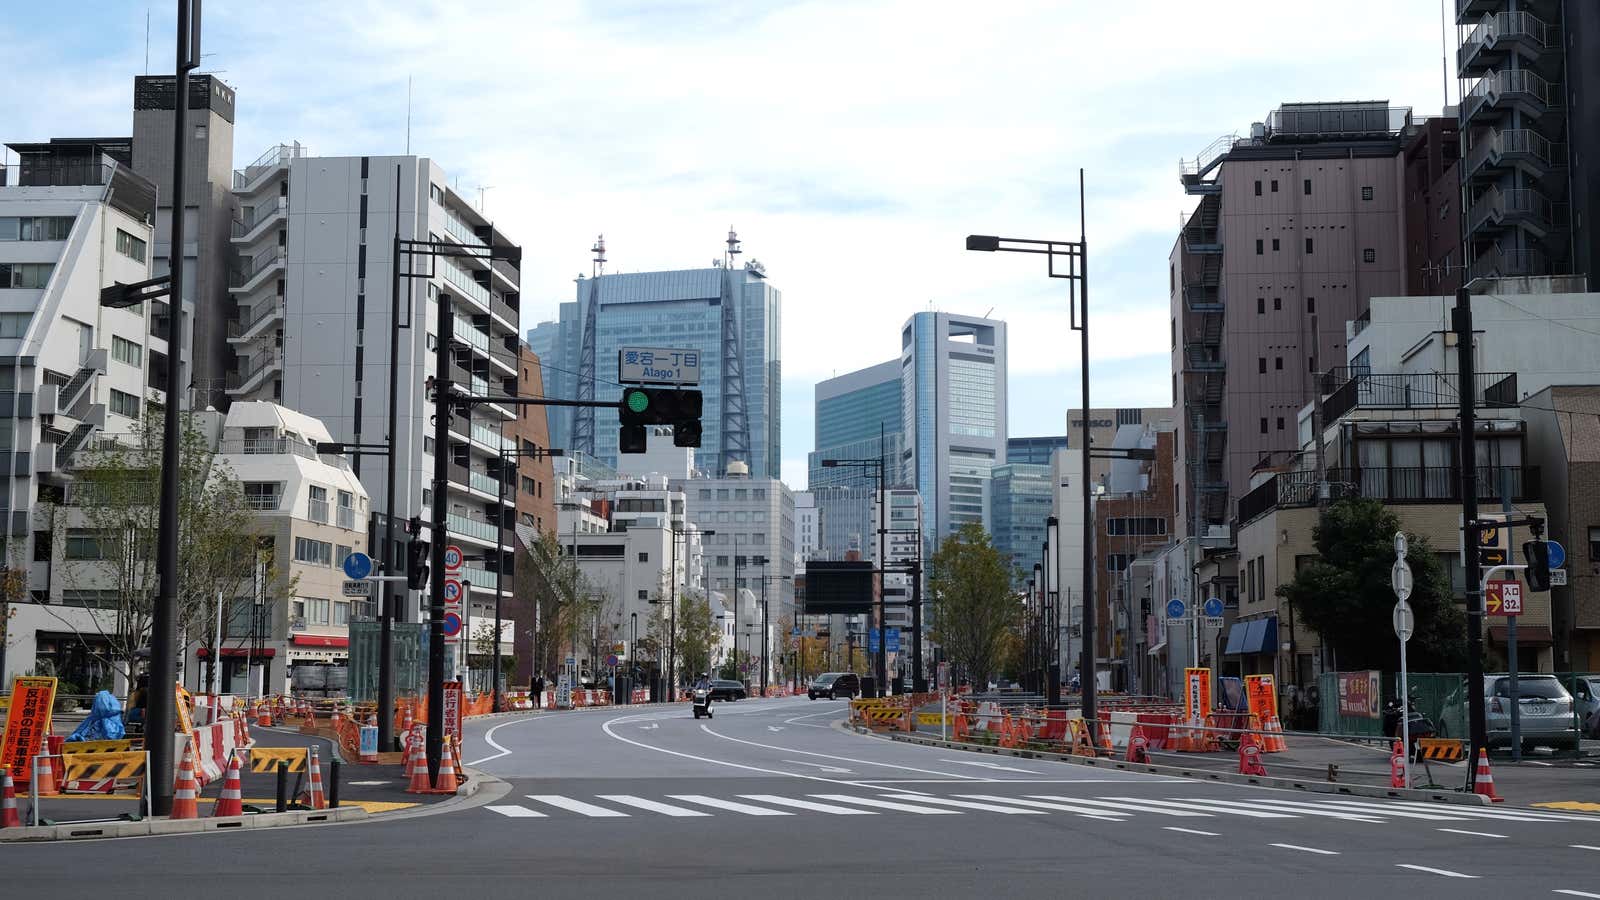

left=288, top=634, right=349, bottom=698
left=1222, top=616, right=1278, bottom=678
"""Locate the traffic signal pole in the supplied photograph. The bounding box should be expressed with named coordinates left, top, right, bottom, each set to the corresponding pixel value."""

left=426, top=296, right=454, bottom=783
left=1455, top=286, right=1487, bottom=773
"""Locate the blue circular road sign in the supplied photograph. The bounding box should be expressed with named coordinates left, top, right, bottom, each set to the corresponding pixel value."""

left=442, top=612, right=463, bottom=637
left=1203, top=597, right=1225, bottom=618
left=1546, top=540, right=1567, bottom=570
left=1166, top=599, right=1186, bottom=619
left=341, top=551, right=373, bottom=581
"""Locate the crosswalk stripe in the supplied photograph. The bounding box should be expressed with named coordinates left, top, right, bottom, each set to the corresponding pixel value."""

left=1315, top=800, right=1574, bottom=823
left=1028, top=796, right=1212, bottom=818
left=739, top=794, right=876, bottom=815
left=1171, top=798, right=1384, bottom=822
left=1369, top=799, right=1591, bottom=821
left=596, top=795, right=711, bottom=817
left=954, top=795, right=1129, bottom=819
left=668, top=795, right=794, bottom=816
left=526, top=795, right=629, bottom=817
left=1099, top=797, right=1295, bottom=819
left=881, top=795, right=1046, bottom=815
left=1240, top=798, right=1463, bottom=821
left=809, top=794, right=963, bottom=815
left=486, top=805, right=546, bottom=818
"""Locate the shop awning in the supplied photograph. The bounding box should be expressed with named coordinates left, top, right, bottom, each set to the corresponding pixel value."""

left=1223, top=623, right=1249, bottom=655
left=1225, top=617, right=1278, bottom=655
left=1488, top=625, right=1553, bottom=647
left=196, top=647, right=275, bottom=659
left=1146, top=639, right=1168, bottom=657
left=290, top=634, right=349, bottom=649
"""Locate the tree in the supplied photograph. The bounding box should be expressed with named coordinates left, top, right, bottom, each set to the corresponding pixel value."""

left=518, top=529, right=591, bottom=678
left=1277, top=497, right=1466, bottom=672
left=930, top=523, right=1019, bottom=688
left=673, top=590, right=718, bottom=685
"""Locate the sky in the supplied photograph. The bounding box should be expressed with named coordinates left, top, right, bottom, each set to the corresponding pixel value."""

left=2, top=1, right=1459, bottom=488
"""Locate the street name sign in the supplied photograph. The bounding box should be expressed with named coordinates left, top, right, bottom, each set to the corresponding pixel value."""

left=618, top=347, right=701, bottom=385
left=341, top=580, right=372, bottom=597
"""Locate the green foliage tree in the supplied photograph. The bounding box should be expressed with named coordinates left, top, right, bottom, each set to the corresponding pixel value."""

left=1277, top=498, right=1466, bottom=672
left=930, top=523, right=1019, bottom=688
left=673, top=589, right=718, bottom=686
left=518, top=529, right=592, bottom=678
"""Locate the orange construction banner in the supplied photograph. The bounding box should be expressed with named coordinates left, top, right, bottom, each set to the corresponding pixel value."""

left=1, top=676, right=58, bottom=783
left=1184, top=667, right=1212, bottom=720
left=1245, top=674, right=1278, bottom=720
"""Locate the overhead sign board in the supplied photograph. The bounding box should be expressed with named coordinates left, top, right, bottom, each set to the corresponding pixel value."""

left=803, top=561, right=875, bottom=615
left=1486, top=580, right=1523, bottom=616
left=342, top=580, right=373, bottom=597
left=618, top=347, right=701, bottom=386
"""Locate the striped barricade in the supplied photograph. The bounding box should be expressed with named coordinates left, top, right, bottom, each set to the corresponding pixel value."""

left=60, top=740, right=138, bottom=793
left=249, top=746, right=310, bottom=774
left=56, top=750, right=149, bottom=807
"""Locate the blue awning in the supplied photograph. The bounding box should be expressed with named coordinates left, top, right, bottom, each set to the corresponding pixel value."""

left=1241, top=617, right=1278, bottom=655
left=1223, top=623, right=1249, bottom=655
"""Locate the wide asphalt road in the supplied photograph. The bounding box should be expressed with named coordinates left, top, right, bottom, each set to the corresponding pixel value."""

left=5, top=695, right=1600, bottom=898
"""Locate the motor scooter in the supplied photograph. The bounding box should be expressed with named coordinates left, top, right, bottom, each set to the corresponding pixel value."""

left=1382, top=692, right=1435, bottom=748
left=692, top=687, right=713, bottom=719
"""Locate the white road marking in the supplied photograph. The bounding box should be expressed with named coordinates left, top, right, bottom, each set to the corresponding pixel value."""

left=596, top=795, right=711, bottom=817
left=467, top=715, right=553, bottom=766
left=767, top=726, right=785, bottom=732
left=696, top=723, right=985, bottom=780
left=486, top=805, right=546, bottom=818
left=1317, top=799, right=1579, bottom=822
left=785, top=709, right=844, bottom=727
left=940, top=759, right=1040, bottom=774
left=1554, top=890, right=1600, bottom=898
left=1396, top=864, right=1478, bottom=879
left=637, top=723, right=659, bottom=731
left=348, top=780, right=389, bottom=786
left=601, top=716, right=855, bottom=787
left=1270, top=843, right=1339, bottom=856
left=1437, top=828, right=1506, bottom=838
left=526, top=795, right=630, bottom=817
left=668, top=795, right=794, bottom=816
left=784, top=760, right=852, bottom=774
left=1527, top=761, right=1555, bottom=766
left=881, top=795, right=1046, bottom=815
left=810, top=794, right=961, bottom=814
left=1245, top=798, right=1462, bottom=822
left=954, top=795, right=1129, bottom=819
left=1028, top=796, right=1211, bottom=818
left=1177, top=798, right=1383, bottom=823
left=1164, top=826, right=1221, bottom=836
left=1570, top=845, right=1600, bottom=851
left=739, top=794, right=876, bottom=815
left=1101, top=797, right=1293, bottom=819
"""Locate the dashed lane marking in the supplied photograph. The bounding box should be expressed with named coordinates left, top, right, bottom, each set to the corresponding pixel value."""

left=1396, top=864, right=1478, bottom=879
left=1437, top=828, right=1506, bottom=839
left=1164, top=826, right=1221, bottom=836
left=1270, top=843, right=1339, bottom=855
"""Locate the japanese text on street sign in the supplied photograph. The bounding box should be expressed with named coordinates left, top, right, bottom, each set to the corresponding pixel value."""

left=442, top=681, right=463, bottom=750
left=1336, top=670, right=1381, bottom=720
left=1184, top=667, right=1211, bottom=721
left=1, top=676, right=56, bottom=783
left=342, top=580, right=373, bottom=597
left=1486, top=580, right=1523, bottom=616
left=1244, top=674, right=1278, bottom=720
left=618, top=347, right=701, bottom=386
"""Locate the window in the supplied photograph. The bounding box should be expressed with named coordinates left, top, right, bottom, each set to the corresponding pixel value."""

left=1273, top=297, right=1281, bottom=311
left=65, top=530, right=106, bottom=560
left=112, top=336, right=142, bottom=367
left=1275, top=357, right=1283, bottom=370
left=521, top=476, right=537, bottom=494
left=1589, top=527, right=1600, bottom=559
left=308, top=485, right=329, bottom=523
left=0, top=263, right=53, bottom=289
left=332, top=600, right=350, bottom=626
left=638, top=590, right=649, bottom=601
left=335, top=545, right=354, bottom=568
left=1257, top=298, right=1265, bottom=314
left=1304, top=238, right=1313, bottom=254
left=305, top=598, right=330, bottom=625
left=735, top=555, right=747, bottom=567
left=751, top=533, right=766, bottom=544
left=1255, top=239, right=1263, bottom=255
left=243, top=482, right=279, bottom=510
left=109, top=388, right=140, bottom=419
left=638, top=552, right=649, bottom=563
left=1258, top=358, right=1267, bottom=374
left=1270, top=179, right=1279, bottom=193
left=734, top=489, right=747, bottom=500
left=1272, top=238, right=1280, bottom=251
left=1363, top=248, right=1376, bottom=263
left=115, top=229, right=147, bottom=263
left=0, top=216, right=73, bottom=241
left=1361, top=186, right=1374, bottom=201
left=698, top=489, right=711, bottom=500
left=1303, top=179, right=1312, bottom=195
left=1107, top=517, right=1166, bottom=537
left=1307, top=296, right=1315, bottom=314
left=1106, top=554, right=1131, bottom=572
left=1260, top=418, right=1268, bottom=434
left=1254, top=181, right=1262, bottom=196
left=716, top=555, right=729, bottom=566
left=294, top=537, right=333, bottom=566
left=752, top=489, right=766, bottom=500
left=1277, top=417, right=1285, bottom=431
left=429, top=183, right=445, bottom=205
left=423, top=437, right=435, bottom=455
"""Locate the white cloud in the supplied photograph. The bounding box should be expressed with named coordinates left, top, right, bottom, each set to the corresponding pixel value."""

left=7, top=0, right=1457, bottom=487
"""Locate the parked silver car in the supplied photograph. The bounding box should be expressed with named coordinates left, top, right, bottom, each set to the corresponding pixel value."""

left=1484, top=675, right=1580, bottom=751
left=1572, top=676, right=1600, bottom=738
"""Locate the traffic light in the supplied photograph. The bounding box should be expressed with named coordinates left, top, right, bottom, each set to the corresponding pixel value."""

left=617, top=387, right=703, bottom=451
left=406, top=534, right=430, bottom=590
left=1523, top=540, right=1551, bottom=592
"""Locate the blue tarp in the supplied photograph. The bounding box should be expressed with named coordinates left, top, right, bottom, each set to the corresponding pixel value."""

left=67, top=690, right=127, bottom=742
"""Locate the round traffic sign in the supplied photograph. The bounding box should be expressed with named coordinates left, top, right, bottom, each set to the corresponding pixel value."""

left=341, top=551, right=373, bottom=581
left=444, top=579, right=463, bottom=603
left=1166, top=599, right=1186, bottom=619
left=1391, top=559, right=1413, bottom=602
left=443, top=545, right=464, bottom=572
left=1546, top=539, right=1567, bottom=570
left=442, top=612, right=463, bottom=637
left=1394, top=531, right=1408, bottom=560
left=1392, top=600, right=1414, bottom=642
left=1203, top=597, right=1224, bottom=618
left=606, top=654, right=619, bottom=667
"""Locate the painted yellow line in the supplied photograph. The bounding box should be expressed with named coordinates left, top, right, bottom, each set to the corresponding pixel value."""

left=1535, top=801, right=1600, bottom=813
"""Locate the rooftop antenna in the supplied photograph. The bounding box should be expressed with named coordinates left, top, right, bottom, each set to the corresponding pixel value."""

left=983, top=306, right=995, bottom=319
left=144, top=7, right=151, bottom=75
left=725, top=226, right=742, bottom=268
left=592, top=234, right=607, bottom=278
left=477, top=185, right=493, bottom=211
left=406, top=75, right=413, bottom=155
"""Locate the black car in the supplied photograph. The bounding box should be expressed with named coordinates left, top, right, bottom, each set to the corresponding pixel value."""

left=808, top=672, right=860, bottom=700
left=708, top=679, right=747, bottom=701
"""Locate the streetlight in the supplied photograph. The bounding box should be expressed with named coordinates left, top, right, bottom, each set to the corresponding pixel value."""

left=751, top=556, right=791, bottom=697
left=821, top=449, right=888, bottom=696
left=967, top=169, right=1095, bottom=734
left=491, top=445, right=564, bottom=711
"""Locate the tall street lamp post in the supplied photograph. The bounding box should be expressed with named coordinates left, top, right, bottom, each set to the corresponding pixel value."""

left=967, top=170, right=1094, bottom=732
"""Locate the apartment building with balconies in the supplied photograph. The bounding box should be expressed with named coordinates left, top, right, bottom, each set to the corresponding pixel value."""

left=228, top=148, right=522, bottom=626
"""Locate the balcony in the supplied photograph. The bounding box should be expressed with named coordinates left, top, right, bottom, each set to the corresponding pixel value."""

left=225, top=350, right=283, bottom=395
left=1178, top=133, right=1235, bottom=194
left=227, top=299, right=285, bottom=343
left=308, top=498, right=330, bottom=524
left=1458, top=10, right=1551, bottom=75
left=1468, top=186, right=1557, bottom=238
left=1333, top=465, right=1540, bottom=505
left=244, top=491, right=281, bottom=511
left=1321, top=370, right=1518, bottom=422
left=231, top=196, right=288, bottom=242
left=337, top=505, right=356, bottom=530
left=229, top=246, right=286, bottom=294
left=220, top=437, right=319, bottom=460
left=1463, top=128, right=1559, bottom=182
left=446, top=512, right=498, bottom=543
left=233, top=142, right=305, bottom=191
left=1238, top=470, right=1359, bottom=525
left=1470, top=246, right=1548, bottom=281
left=1464, top=69, right=1557, bottom=123
left=460, top=566, right=499, bottom=591
left=1183, top=345, right=1224, bottom=373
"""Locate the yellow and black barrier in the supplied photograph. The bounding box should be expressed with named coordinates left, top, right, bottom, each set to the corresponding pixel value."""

left=916, top=712, right=949, bottom=726
left=62, top=750, right=147, bottom=783
left=249, top=746, right=310, bottom=774
left=1416, top=737, right=1466, bottom=762
left=62, top=739, right=137, bottom=756
left=862, top=707, right=910, bottom=727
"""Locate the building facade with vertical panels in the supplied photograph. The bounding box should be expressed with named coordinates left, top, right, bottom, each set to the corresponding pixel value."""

left=1172, top=103, right=1409, bottom=533
left=809, top=359, right=903, bottom=490
left=229, top=149, right=522, bottom=624
left=900, top=311, right=1007, bottom=549
left=674, top=468, right=795, bottom=616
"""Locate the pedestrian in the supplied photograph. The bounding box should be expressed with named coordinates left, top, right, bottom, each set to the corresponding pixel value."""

left=532, top=674, right=544, bottom=707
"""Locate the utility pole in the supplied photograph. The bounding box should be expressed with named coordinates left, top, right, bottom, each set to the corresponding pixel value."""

left=379, top=164, right=404, bottom=751
left=1456, top=286, right=1488, bottom=772
left=425, top=295, right=453, bottom=782
left=149, top=0, right=201, bottom=816
left=876, top=423, right=887, bottom=696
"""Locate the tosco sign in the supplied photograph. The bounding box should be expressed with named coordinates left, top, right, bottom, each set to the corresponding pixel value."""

left=618, top=347, right=701, bottom=386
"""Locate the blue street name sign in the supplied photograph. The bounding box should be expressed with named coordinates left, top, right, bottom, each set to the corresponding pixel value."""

left=886, top=628, right=901, bottom=653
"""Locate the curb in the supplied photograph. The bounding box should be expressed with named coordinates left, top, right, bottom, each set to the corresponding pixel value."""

left=861, top=726, right=1493, bottom=807
left=0, top=806, right=368, bottom=843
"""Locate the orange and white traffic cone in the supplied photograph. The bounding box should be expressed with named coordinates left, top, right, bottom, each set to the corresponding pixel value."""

left=171, top=742, right=200, bottom=820
left=405, top=737, right=432, bottom=794
left=213, top=753, right=244, bottom=817
left=1390, top=740, right=1408, bottom=789
left=402, top=701, right=414, bottom=738
left=1126, top=725, right=1151, bottom=764
left=300, top=704, right=318, bottom=735
left=1238, top=732, right=1268, bottom=776
left=431, top=736, right=460, bottom=794
left=1, top=770, right=20, bottom=828
left=257, top=699, right=273, bottom=728
left=1473, top=748, right=1504, bottom=802
left=302, top=747, right=326, bottom=810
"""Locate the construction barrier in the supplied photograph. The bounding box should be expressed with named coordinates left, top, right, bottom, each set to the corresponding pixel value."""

left=1416, top=737, right=1465, bottom=762
left=59, top=740, right=138, bottom=793
left=248, top=746, right=310, bottom=774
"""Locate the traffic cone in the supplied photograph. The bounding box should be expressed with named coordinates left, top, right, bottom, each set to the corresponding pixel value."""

left=402, top=700, right=414, bottom=738
left=1238, top=732, right=1268, bottom=776
left=1126, top=726, right=1150, bottom=764
left=213, top=753, right=243, bottom=817
left=299, top=704, right=317, bottom=735
left=299, top=746, right=326, bottom=810
left=257, top=699, right=273, bottom=728
left=33, top=742, right=59, bottom=797
left=405, top=738, right=431, bottom=794
left=1, top=770, right=20, bottom=828
left=431, top=736, right=460, bottom=793
left=171, top=742, right=200, bottom=819
left=1390, top=741, right=1408, bottom=789
left=1473, top=748, right=1504, bottom=802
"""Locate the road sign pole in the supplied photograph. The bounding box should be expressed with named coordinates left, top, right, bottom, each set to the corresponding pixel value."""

left=1393, top=532, right=1414, bottom=787
left=1502, top=479, right=1521, bottom=763
left=1399, top=616, right=1410, bottom=788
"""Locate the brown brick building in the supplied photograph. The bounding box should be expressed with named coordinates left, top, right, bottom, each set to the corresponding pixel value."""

left=505, top=343, right=558, bottom=684
left=1094, top=429, right=1176, bottom=688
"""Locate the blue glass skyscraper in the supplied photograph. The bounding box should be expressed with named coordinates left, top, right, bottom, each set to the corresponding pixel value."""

left=809, top=359, right=903, bottom=490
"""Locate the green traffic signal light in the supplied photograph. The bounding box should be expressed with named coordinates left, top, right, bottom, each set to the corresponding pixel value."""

left=625, top=388, right=650, bottom=414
